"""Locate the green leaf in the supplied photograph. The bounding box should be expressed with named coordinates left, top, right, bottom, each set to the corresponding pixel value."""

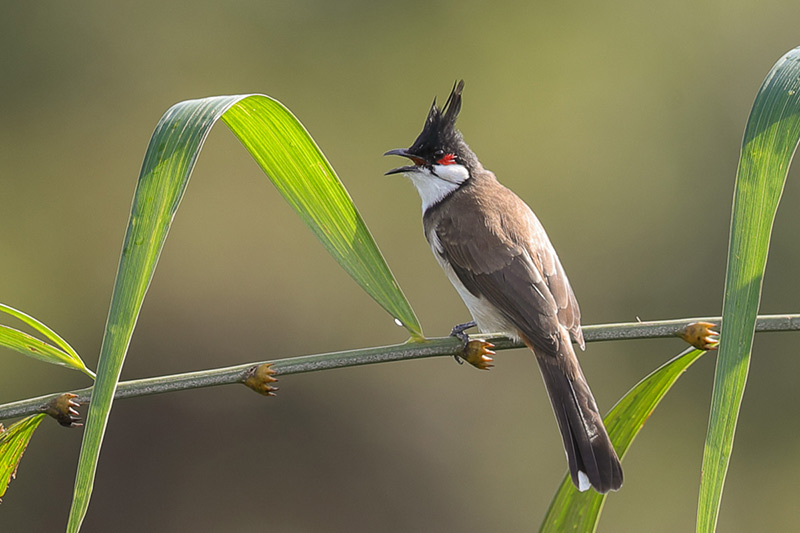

left=697, top=47, right=800, bottom=532
left=540, top=347, right=705, bottom=532
left=0, top=304, right=94, bottom=378
left=67, top=94, right=422, bottom=531
left=0, top=414, right=46, bottom=499
left=221, top=99, right=422, bottom=338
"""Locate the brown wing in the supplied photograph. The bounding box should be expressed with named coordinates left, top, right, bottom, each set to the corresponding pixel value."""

left=429, top=175, right=621, bottom=493
left=432, top=181, right=583, bottom=353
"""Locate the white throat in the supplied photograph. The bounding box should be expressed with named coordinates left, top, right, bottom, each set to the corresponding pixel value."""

left=404, top=163, right=469, bottom=211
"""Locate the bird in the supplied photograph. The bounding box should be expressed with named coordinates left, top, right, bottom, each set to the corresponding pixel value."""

left=384, top=80, right=623, bottom=493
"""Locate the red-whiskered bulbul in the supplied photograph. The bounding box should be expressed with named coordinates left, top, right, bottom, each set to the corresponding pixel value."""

left=384, top=81, right=623, bottom=493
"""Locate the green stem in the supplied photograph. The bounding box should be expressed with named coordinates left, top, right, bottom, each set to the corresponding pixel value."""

left=1, top=314, right=797, bottom=423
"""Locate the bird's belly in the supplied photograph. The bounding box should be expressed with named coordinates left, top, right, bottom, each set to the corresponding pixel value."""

left=433, top=251, right=519, bottom=340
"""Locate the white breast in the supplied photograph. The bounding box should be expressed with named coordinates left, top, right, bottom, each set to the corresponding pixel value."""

left=427, top=228, right=519, bottom=339
left=403, top=163, right=470, bottom=211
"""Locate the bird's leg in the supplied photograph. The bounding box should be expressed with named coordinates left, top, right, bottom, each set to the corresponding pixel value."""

left=450, top=320, right=477, bottom=345
left=449, top=321, right=495, bottom=370
left=450, top=321, right=475, bottom=365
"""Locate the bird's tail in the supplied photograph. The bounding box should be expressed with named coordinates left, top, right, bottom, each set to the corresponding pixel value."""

left=523, top=334, right=623, bottom=493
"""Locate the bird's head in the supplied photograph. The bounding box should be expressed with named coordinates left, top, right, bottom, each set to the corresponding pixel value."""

left=384, top=81, right=479, bottom=208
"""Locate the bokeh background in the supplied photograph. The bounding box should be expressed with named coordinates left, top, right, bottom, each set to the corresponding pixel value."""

left=2, top=1, right=800, bottom=531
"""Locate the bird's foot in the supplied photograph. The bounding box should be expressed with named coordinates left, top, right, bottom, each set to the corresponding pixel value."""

left=450, top=320, right=476, bottom=364
left=449, top=321, right=494, bottom=370
left=450, top=321, right=477, bottom=344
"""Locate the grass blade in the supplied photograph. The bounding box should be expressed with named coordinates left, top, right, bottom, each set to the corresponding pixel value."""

left=221, top=98, right=421, bottom=338
left=697, top=47, right=800, bottom=532
left=0, top=414, right=46, bottom=499
left=67, top=94, right=422, bottom=531
left=0, top=304, right=93, bottom=378
left=0, top=325, right=90, bottom=376
left=540, top=348, right=705, bottom=532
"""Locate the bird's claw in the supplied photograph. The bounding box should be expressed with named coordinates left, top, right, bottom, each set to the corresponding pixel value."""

left=680, top=321, right=720, bottom=350
left=450, top=321, right=478, bottom=365
left=450, top=320, right=477, bottom=342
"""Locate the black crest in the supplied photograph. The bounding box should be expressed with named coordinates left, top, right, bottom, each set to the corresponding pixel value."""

left=407, top=80, right=478, bottom=170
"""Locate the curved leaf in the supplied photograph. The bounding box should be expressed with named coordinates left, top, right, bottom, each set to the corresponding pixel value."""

left=221, top=99, right=421, bottom=338
left=540, top=348, right=705, bottom=532
left=0, top=304, right=93, bottom=378
left=698, top=46, right=800, bottom=532
left=0, top=414, right=46, bottom=499
left=67, top=94, right=422, bottom=531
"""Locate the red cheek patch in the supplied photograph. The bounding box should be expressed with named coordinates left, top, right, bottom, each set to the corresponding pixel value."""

left=437, top=153, right=457, bottom=165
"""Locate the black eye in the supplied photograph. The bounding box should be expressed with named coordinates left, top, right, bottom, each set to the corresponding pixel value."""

left=434, top=149, right=445, bottom=158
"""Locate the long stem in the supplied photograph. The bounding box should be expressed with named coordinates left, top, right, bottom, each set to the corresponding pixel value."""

left=1, top=314, right=798, bottom=422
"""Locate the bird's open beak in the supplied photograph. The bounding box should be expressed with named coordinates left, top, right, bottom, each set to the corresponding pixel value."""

left=384, top=148, right=426, bottom=175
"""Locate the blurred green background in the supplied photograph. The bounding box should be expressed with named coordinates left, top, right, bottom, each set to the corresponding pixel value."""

left=2, top=1, right=800, bottom=531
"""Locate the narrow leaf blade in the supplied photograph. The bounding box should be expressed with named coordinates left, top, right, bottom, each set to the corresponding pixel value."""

left=0, top=304, right=93, bottom=378
left=221, top=96, right=422, bottom=338
left=67, top=94, right=422, bottom=530
left=0, top=414, right=46, bottom=499
left=66, top=96, right=243, bottom=532
left=0, top=325, right=85, bottom=372
left=541, top=348, right=705, bottom=532
left=697, top=47, right=800, bottom=532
